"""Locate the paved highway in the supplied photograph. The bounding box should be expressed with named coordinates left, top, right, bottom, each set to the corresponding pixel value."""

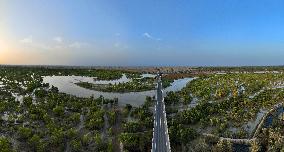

left=152, top=74, right=171, bottom=152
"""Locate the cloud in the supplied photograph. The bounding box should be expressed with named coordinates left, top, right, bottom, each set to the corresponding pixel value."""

left=53, top=36, right=63, bottom=43
left=69, top=42, right=89, bottom=48
left=19, top=36, right=33, bottom=43
left=143, top=33, right=152, bottom=39
left=19, top=36, right=52, bottom=50
left=114, top=42, right=128, bottom=49
left=19, top=35, right=90, bottom=50
left=142, top=32, right=161, bottom=41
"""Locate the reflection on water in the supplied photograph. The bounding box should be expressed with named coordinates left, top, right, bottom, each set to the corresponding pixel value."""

left=141, top=74, right=156, bottom=78
left=93, top=74, right=131, bottom=84
left=263, top=106, right=284, bottom=128
left=233, top=144, right=250, bottom=152
left=243, top=109, right=267, bottom=135
left=43, top=75, right=194, bottom=106
left=59, top=74, right=131, bottom=85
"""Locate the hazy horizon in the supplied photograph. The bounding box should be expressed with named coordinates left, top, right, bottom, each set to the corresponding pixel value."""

left=1, top=0, right=284, bottom=66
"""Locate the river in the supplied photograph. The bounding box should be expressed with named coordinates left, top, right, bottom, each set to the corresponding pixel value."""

left=42, top=74, right=194, bottom=106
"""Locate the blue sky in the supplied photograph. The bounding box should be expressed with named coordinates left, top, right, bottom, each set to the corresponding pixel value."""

left=1, top=0, right=284, bottom=66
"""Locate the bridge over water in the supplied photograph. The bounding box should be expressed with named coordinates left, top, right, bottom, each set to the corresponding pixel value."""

left=152, top=73, right=171, bottom=152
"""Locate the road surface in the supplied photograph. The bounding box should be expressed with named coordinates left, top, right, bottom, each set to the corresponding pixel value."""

left=152, top=74, right=171, bottom=152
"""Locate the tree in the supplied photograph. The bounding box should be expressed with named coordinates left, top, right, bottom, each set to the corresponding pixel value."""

left=53, top=105, right=65, bottom=117
left=29, top=134, right=45, bottom=152
left=119, top=133, right=140, bottom=151
left=123, top=122, right=141, bottom=133
left=251, top=140, right=260, bottom=152
left=184, top=137, right=211, bottom=152
left=165, top=91, right=180, bottom=105
left=213, top=139, right=232, bottom=152
left=70, top=139, right=82, bottom=152
left=50, top=128, right=64, bottom=147
left=82, top=134, right=91, bottom=146
left=23, top=96, right=33, bottom=107
left=35, top=89, right=47, bottom=98
left=107, top=140, right=113, bottom=152
left=125, top=104, right=132, bottom=112
left=0, top=137, right=13, bottom=152
left=179, top=128, right=198, bottom=144
left=68, top=113, right=80, bottom=125
left=183, top=94, right=192, bottom=105
left=50, top=86, right=59, bottom=93
left=66, top=128, right=77, bottom=139
left=18, top=127, right=32, bottom=140
left=108, top=111, right=117, bottom=125
left=85, top=113, right=104, bottom=130
left=144, top=96, right=153, bottom=107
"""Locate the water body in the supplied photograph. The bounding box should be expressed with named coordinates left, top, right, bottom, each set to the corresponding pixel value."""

left=233, top=144, right=250, bottom=152
left=43, top=75, right=194, bottom=106
left=263, top=106, right=284, bottom=128
left=141, top=73, right=156, bottom=78
left=57, top=74, right=131, bottom=85
left=243, top=109, right=267, bottom=136
left=93, top=74, right=131, bottom=84
left=232, top=106, right=284, bottom=152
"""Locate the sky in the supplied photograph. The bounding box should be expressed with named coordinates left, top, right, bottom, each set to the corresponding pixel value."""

left=1, top=0, right=284, bottom=66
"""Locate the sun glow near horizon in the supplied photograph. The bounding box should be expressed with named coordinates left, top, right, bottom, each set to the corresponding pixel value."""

left=1, top=0, right=284, bottom=66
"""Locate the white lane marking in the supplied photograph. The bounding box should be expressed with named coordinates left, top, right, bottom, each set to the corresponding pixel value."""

left=160, top=118, right=162, bottom=128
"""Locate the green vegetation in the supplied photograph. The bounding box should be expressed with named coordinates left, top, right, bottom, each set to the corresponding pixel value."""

left=0, top=66, right=140, bottom=151
left=252, top=111, right=284, bottom=151
left=76, top=77, right=156, bottom=92
left=0, top=66, right=159, bottom=152
left=119, top=99, right=154, bottom=152
left=164, top=73, right=284, bottom=151
left=76, top=76, right=174, bottom=92
left=0, top=65, right=140, bottom=81
left=0, top=137, right=14, bottom=152
left=1, top=66, right=284, bottom=152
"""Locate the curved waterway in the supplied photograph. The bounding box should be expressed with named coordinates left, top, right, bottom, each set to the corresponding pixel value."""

left=43, top=75, right=194, bottom=106
left=263, top=105, right=284, bottom=128
left=233, top=105, right=284, bottom=152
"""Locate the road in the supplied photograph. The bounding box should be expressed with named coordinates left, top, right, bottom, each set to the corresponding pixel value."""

left=152, top=74, right=171, bottom=152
